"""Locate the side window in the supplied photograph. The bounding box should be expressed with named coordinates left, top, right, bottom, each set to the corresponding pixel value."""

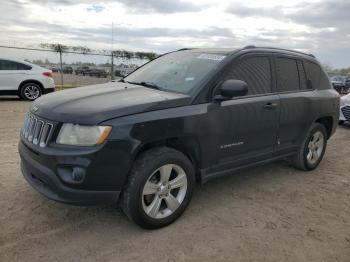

left=276, top=57, right=299, bottom=92
left=220, top=56, right=272, bottom=95
left=304, top=61, right=320, bottom=88
left=17, top=63, right=32, bottom=70
left=0, top=60, right=31, bottom=70
left=297, top=60, right=308, bottom=90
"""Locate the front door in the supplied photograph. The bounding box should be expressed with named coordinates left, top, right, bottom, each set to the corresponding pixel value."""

left=202, top=55, right=280, bottom=175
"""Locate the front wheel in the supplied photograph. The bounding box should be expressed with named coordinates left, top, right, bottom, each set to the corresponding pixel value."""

left=121, top=147, right=195, bottom=229
left=292, top=123, right=327, bottom=171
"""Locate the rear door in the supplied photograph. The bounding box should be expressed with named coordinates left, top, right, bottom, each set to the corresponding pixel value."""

left=274, top=56, right=314, bottom=155
left=0, top=60, right=32, bottom=91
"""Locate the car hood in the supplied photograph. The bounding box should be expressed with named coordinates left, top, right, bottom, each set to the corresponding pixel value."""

left=31, top=82, right=191, bottom=125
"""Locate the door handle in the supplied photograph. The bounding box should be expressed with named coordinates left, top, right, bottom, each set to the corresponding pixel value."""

left=263, top=102, right=278, bottom=109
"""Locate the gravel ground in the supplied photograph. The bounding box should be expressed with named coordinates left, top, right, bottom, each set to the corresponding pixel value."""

left=0, top=96, right=350, bottom=262
left=53, top=73, right=113, bottom=87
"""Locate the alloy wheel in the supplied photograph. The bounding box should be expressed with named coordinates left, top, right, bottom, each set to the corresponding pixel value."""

left=24, top=85, right=40, bottom=100
left=306, top=131, right=325, bottom=165
left=142, top=164, right=188, bottom=219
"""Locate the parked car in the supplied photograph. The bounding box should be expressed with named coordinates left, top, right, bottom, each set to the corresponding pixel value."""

left=339, top=93, right=350, bottom=125
left=331, top=76, right=348, bottom=94
left=75, top=66, right=90, bottom=76
left=344, top=77, right=350, bottom=93
left=0, top=58, right=55, bottom=100
left=50, top=66, right=60, bottom=73
left=62, top=66, right=73, bottom=74
left=115, top=68, right=135, bottom=77
left=89, top=68, right=108, bottom=78
left=121, top=68, right=135, bottom=77
left=19, top=46, right=339, bottom=229
left=114, top=69, right=122, bottom=77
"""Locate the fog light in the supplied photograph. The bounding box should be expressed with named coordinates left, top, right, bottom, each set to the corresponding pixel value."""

left=72, top=167, right=85, bottom=182
left=57, top=166, right=86, bottom=184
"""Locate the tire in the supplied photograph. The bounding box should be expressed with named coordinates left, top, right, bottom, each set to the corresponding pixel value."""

left=20, top=83, right=42, bottom=101
left=339, top=120, right=345, bottom=125
left=292, top=123, right=327, bottom=171
left=121, top=147, right=195, bottom=229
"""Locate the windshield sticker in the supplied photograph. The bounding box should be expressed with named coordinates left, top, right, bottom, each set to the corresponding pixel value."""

left=197, top=54, right=226, bottom=61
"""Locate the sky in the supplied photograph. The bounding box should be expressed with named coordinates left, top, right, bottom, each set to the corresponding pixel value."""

left=0, top=0, right=350, bottom=68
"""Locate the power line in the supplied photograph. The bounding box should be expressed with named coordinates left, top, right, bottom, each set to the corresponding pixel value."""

left=0, top=45, right=146, bottom=58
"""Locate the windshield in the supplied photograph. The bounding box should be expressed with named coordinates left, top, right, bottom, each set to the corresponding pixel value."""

left=124, top=51, right=226, bottom=94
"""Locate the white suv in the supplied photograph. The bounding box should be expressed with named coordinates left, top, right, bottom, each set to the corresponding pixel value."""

left=0, top=58, right=55, bottom=100
left=340, top=93, right=350, bottom=125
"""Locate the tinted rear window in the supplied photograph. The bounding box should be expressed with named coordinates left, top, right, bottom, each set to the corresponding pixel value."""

left=303, top=61, right=331, bottom=90
left=276, top=58, right=299, bottom=92
left=304, top=61, right=320, bottom=88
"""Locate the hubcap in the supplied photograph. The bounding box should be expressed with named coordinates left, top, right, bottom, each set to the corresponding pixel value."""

left=24, top=85, right=40, bottom=100
left=307, top=131, right=324, bottom=165
left=142, top=164, right=187, bottom=219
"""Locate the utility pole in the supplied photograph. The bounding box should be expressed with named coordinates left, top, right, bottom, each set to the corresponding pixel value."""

left=111, top=22, right=115, bottom=80
left=58, top=46, right=63, bottom=88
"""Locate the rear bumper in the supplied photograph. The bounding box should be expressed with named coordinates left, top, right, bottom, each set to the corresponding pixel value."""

left=19, top=141, right=120, bottom=205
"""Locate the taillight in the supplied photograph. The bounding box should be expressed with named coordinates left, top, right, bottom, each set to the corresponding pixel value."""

left=43, top=72, right=53, bottom=78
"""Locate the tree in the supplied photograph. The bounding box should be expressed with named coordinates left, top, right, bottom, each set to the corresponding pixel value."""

left=40, top=43, right=69, bottom=53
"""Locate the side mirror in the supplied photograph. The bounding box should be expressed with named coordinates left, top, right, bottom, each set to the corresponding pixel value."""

left=214, top=80, right=248, bottom=102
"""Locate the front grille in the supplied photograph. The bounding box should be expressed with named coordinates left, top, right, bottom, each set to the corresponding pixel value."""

left=342, top=106, right=350, bottom=120
left=22, top=113, right=54, bottom=147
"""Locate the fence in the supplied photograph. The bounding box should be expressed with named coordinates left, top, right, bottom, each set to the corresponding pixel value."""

left=0, top=45, right=156, bottom=89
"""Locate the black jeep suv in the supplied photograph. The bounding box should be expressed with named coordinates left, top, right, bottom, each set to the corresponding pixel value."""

left=19, top=46, right=339, bottom=229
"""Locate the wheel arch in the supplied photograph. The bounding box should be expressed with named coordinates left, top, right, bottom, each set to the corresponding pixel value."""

left=18, top=79, right=44, bottom=94
left=133, top=136, right=202, bottom=183
left=315, top=116, right=333, bottom=139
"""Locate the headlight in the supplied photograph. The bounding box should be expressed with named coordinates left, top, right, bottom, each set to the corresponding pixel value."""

left=56, top=124, right=112, bottom=146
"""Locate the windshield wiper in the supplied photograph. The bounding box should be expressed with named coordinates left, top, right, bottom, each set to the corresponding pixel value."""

left=127, top=81, right=162, bottom=90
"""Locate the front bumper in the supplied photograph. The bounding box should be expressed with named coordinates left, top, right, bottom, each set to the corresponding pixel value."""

left=19, top=141, right=121, bottom=205
left=340, top=105, right=350, bottom=121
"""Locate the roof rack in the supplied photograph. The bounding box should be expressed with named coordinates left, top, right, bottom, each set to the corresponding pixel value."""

left=242, top=45, right=315, bottom=58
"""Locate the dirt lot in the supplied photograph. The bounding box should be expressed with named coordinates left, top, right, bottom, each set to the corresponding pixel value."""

left=0, top=96, right=350, bottom=262
left=53, top=73, right=114, bottom=88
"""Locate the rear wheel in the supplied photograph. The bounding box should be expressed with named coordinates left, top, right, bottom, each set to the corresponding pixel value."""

left=20, top=83, right=42, bottom=101
left=121, top=147, right=195, bottom=229
left=292, top=123, right=327, bottom=171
